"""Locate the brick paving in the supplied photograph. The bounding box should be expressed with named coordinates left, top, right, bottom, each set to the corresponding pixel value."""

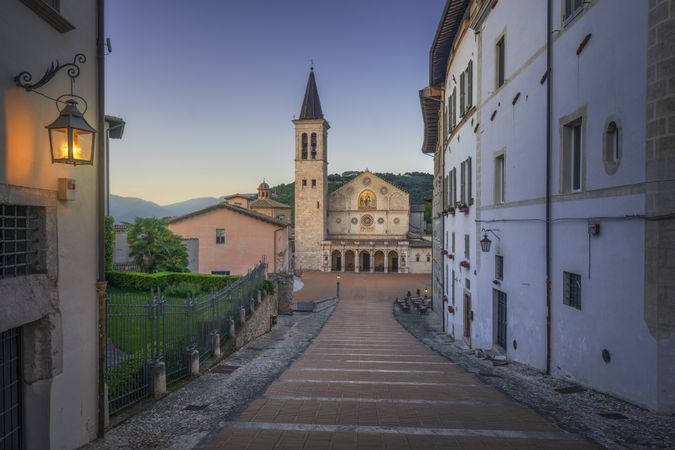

left=204, top=273, right=595, bottom=449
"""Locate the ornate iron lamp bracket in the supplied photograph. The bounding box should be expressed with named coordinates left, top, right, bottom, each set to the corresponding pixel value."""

left=14, top=53, right=86, bottom=92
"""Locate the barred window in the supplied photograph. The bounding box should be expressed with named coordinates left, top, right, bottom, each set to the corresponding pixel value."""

left=563, top=271, right=581, bottom=309
left=1, top=205, right=43, bottom=279
left=495, top=254, right=503, bottom=281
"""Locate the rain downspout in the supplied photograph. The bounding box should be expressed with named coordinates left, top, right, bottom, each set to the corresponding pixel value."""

left=545, top=0, right=552, bottom=375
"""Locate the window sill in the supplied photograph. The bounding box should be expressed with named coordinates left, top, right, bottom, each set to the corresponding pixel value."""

left=20, top=0, right=75, bottom=33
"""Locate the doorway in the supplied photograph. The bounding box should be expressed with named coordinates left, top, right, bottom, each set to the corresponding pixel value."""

left=388, top=251, right=399, bottom=273
left=374, top=251, right=385, bottom=272
left=463, top=291, right=472, bottom=346
left=344, top=250, right=355, bottom=271
left=331, top=250, right=342, bottom=271
left=494, top=289, right=507, bottom=350
left=360, top=251, right=371, bottom=272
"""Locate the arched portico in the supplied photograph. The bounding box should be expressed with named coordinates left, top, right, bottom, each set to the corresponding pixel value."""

left=374, top=251, right=385, bottom=272
left=388, top=251, right=399, bottom=273
left=331, top=250, right=342, bottom=271
left=360, top=251, right=371, bottom=272
left=344, top=250, right=355, bottom=271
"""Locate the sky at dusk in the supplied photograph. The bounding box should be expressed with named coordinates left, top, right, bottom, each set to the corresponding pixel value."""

left=106, top=0, right=443, bottom=205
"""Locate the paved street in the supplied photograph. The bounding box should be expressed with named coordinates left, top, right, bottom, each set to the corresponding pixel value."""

left=204, top=273, right=594, bottom=449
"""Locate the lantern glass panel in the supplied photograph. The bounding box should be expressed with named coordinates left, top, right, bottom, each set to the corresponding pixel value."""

left=50, top=127, right=70, bottom=161
left=72, top=128, right=94, bottom=163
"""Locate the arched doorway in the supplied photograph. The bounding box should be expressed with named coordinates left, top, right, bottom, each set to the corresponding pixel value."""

left=374, top=251, right=385, bottom=272
left=331, top=250, right=342, bottom=271
left=344, top=250, right=355, bottom=271
left=360, top=251, right=371, bottom=272
left=388, top=251, right=399, bottom=273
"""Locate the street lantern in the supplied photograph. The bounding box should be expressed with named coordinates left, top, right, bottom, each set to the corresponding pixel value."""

left=46, top=99, right=96, bottom=165
left=14, top=53, right=96, bottom=165
left=480, top=234, right=492, bottom=253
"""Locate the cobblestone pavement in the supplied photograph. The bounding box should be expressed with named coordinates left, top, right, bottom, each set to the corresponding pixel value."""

left=86, top=308, right=335, bottom=450
left=394, top=305, right=675, bottom=450
left=203, top=273, right=595, bottom=449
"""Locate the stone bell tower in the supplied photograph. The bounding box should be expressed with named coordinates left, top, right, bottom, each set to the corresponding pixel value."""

left=293, top=67, right=329, bottom=271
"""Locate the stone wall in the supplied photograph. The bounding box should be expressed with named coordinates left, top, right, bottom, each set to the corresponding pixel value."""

left=644, top=0, right=675, bottom=413
left=272, top=274, right=294, bottom=315
left=234, top=290, right=278, bottom=348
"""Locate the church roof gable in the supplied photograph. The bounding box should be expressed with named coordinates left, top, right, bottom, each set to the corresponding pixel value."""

left=331, top=171, right=409, bottom=198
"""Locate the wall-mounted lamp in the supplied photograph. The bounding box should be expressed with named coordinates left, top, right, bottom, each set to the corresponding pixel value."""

left=480, top=228, right=501, bottom=253
left=14, top=53, right=96, bottom=165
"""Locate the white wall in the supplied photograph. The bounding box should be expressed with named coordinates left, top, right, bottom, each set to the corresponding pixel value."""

left=474, top=0, right=658, bottom=409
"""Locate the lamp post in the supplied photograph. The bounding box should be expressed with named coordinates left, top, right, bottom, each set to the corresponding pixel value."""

left=424, top=287, right=429, bottom=298
left=336, top=274, right=341, bottom=298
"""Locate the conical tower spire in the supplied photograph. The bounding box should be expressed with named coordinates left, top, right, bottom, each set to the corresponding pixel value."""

left=299, top=67, right=324, bottom=120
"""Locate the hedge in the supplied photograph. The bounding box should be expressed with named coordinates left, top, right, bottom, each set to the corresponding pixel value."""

left=106, top=271, right=240, bottom=292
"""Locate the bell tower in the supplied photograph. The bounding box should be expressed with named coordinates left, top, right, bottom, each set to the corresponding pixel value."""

left=293, top=67, right=329, bottom=271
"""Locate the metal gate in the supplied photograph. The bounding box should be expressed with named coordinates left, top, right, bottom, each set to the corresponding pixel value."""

left=0, top=327, right=23, bottom=450
left=495, top=290, right=507, bottom=349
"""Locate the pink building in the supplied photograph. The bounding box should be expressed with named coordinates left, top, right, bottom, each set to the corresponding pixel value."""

left=168, top=203, right=291, bottom=275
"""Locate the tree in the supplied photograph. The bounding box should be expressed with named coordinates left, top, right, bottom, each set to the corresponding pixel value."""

left=105, top=216, right=114, bottom=272
left=424, top=204, right=433, bottom=224
left=127, top=217, right=188, bottom=273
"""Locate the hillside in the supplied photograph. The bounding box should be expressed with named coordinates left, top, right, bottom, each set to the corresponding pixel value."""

left=110, top=172, right=432, bottom=224
left=270, top=171, right=432, bottom=207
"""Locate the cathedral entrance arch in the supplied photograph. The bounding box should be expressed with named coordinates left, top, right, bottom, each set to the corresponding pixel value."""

left=331, top=250, right=342, bottom=271
left=360, top=251, right=371, bottom=272
left=374, top=251, right=385, bottom=272
left=388, top=251, right=399, bottom=273
left=344, top=250, right=355, bottom=271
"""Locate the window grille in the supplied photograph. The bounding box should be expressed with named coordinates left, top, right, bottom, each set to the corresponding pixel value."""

left=0, top=327, right=23, bottom=450
left=495, top=254, right=504, bottom=281
left=1, top=205, right=41, bottom=279
left=563, top=271, right=582, bottom=309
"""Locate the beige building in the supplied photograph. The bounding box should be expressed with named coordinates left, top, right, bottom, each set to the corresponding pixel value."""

left=225, top=181, right=292, bottom=224
left=168, top=203, right=290, bottom=275
left=293, top=69, right=431, bottom=273
left=1, top=1, right=109, bottom=448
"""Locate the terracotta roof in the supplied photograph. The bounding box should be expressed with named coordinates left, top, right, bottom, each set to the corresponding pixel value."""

left=169, top=202, right=287, bottom=227
left=429, top=0, right=471, bottom=86
left=224, top=193, right=255, bottom=200
left=250, top=198, right=291, bottom=209
left=299, top=68, right=324, bottom=120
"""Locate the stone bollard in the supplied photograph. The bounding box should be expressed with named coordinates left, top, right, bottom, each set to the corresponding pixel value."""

left=229, top=319, right=236, bottom=338
left=257, top=291, right=262, bottom=304
left=152, top=361, right=167, bottom=398
left=240, top=307, right=246, bottom=324
left=211, top=332, right=221, bottom=358
left=250, top=297, right=256, bottom=313
left=189, top=349, right=200, bottom=376
left=104, top=383, right=110, bottom=428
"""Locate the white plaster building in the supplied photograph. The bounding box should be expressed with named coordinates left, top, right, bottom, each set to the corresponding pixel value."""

left=421, top=0, right=675, bottom=413
left=1, top=0, right=108, bottom=447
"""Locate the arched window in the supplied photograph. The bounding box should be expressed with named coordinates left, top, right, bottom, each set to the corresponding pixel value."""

left=301, top=133, right=308, bottom=159
left=358, top=190, right=377, bottom=209
left=311, top=133, right=317, bottom=159
left=415, top=254, right=420, bottom=262
left=426, top=254, right=431, bottom=262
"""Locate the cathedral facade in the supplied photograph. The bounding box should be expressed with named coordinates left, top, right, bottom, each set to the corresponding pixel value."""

left=293, top=69, right=430, bottom=273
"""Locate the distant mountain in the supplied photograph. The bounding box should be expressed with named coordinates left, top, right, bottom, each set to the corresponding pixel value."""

left=163, top=197, right=221, bottom=217
left=109, top=194, right=220, bottom=224
left=109, top=195, right=168, bottom=224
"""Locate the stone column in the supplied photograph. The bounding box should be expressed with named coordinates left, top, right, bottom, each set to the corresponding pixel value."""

left=355, top=251, right=360, bottom=272
left=152, top=361, right=167, bottom=398
left=341, top=250, right=345, bottom=272
left=370, top=250, right=375, bottom=272
left=384, top=250, right=388, bottom=273
left=189, top=350, right=199, bottom=376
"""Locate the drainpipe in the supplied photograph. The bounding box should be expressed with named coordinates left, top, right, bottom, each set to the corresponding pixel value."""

left=545, top=0, right=552, bottom=376
left=96, top=0, right=107, bottom=438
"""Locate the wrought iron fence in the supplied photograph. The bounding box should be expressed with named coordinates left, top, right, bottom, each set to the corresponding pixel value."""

left=105, top=262, right=266, bottom=415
